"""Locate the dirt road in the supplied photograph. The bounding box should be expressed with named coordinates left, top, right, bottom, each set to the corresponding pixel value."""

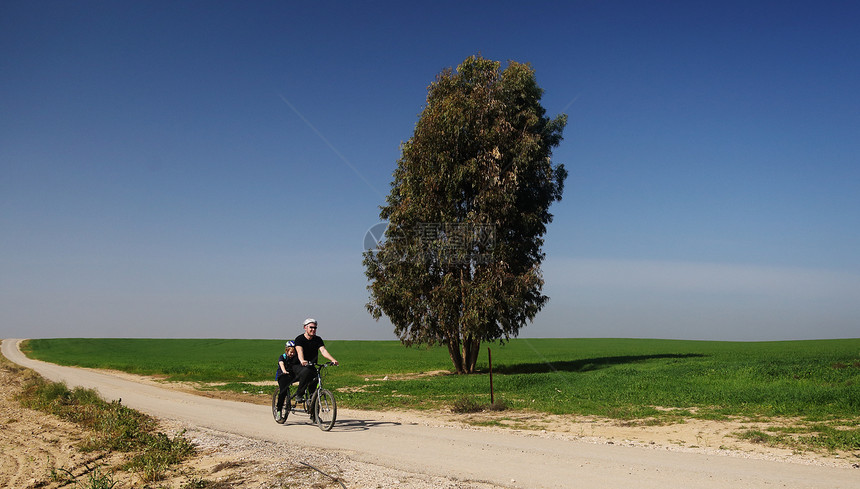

left=4, top=339, right=857, bottom=489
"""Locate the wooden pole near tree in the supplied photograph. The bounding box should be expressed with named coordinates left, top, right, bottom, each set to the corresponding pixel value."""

left=488, top=347, right=494, bottom=404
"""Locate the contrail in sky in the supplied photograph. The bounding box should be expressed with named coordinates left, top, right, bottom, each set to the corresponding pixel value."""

left=277, top=93, right=385, bottom=199
left=562, top=93, right=581, bottom=112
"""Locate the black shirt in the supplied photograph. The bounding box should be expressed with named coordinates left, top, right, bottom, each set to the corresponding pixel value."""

left=294, top=334, right=325, bottom=363
left=276, top=352, right=299, bottom=379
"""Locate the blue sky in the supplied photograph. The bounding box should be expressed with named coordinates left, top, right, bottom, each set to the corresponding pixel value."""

left=2, top=1, right=859, bottom=341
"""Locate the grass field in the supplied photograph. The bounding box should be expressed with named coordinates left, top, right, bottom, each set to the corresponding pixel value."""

left=8, top=336, right=860, bottom=484
left=23, top=338, right=860, bottom=420
left=22, top=337, right=860, bottom=451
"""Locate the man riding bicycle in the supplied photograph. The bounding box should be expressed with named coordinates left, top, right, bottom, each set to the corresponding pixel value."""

left=292, top=317, right=339, bottom=404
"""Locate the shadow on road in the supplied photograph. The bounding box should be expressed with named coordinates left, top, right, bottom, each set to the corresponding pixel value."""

left=284, top=417, right=401, bottom=432
left=329, top=418, right=402, bottom=432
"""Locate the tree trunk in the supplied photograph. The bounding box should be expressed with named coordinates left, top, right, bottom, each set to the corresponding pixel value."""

left=463, top=335, right=481, bottom=373
left=446, top=335, right=465, bottom=374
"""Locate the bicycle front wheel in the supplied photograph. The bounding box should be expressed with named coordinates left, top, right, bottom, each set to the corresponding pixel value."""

left=313, top=389, right=337, bottom=431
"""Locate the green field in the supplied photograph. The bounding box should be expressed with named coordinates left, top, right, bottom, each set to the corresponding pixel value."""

left=23, top=337, right=860, bottom=421
left=22, top=337, right=860, bottom=451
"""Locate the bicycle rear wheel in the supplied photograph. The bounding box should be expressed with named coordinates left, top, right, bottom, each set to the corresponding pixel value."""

left=313, top=389, right=337, bottom=431
left=272, top=389, right=288, bottom=424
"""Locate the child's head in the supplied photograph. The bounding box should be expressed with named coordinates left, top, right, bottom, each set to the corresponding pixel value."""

left=285, top=340, right=296, bottom=356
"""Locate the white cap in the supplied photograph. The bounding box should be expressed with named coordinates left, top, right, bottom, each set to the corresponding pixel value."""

left=303, top=317, right=317, bottom=326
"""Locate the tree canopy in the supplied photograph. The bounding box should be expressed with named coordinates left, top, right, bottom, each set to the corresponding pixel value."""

left=363, top=55, right=567, bottom=373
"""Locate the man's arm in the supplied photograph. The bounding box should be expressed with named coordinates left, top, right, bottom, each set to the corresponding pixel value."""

left=296, top=346, right=309, bottom=366
left=319, top=346, right=338, bottom=365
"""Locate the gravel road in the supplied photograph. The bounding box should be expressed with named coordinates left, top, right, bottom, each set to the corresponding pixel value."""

left=4, top=339, right=857, bottom=489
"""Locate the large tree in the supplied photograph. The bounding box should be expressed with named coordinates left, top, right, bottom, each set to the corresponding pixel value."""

left=363, top=55, right=567, bottom=374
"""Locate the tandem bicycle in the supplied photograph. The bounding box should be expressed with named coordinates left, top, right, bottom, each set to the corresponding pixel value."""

left=272, top=361, right=337, bottom=431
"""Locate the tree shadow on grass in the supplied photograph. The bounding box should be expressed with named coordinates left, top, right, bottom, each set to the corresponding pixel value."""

left=492, top=353, right=707, bottom=375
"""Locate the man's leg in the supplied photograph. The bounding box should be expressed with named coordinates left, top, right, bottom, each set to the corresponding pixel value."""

left=307, top=380, right=320, bottom=422
left=292, top=365, right=313, bottom=399
left=307, top=378, right=317, bottom=398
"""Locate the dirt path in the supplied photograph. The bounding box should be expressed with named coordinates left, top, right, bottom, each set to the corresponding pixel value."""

left=3, top=339, right=858, bottom=489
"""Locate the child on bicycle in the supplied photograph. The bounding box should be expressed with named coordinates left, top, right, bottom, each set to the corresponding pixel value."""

left=275, top=341, right=299, bottom=420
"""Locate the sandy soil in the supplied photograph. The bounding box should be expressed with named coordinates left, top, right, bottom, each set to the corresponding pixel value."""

left=2, top=339, right=858, bottom=489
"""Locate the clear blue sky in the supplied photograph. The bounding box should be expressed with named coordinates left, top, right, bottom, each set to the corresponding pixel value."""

left=2, top=1, right=859, bottom=341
